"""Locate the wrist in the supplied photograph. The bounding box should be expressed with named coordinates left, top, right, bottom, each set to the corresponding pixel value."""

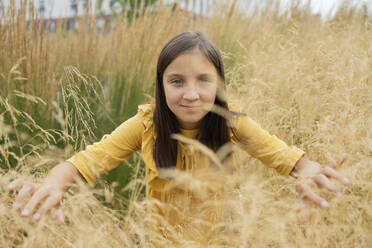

left=290, top=155, right=307, bottom=178
left=45, top=162, right=79, bottom=190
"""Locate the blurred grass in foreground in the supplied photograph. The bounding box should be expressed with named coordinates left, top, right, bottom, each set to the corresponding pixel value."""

left=0, top=0, right=371, bottom=247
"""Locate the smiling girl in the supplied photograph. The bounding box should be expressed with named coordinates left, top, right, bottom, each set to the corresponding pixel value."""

left=8, top=31, right=350, bottom=245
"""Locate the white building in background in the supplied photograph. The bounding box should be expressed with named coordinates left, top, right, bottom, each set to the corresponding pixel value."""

left=1, top=0, right=371, bottom=22
left=0, top=0, right=214, bottom=32
left=0, top=0, right=214, bottom=19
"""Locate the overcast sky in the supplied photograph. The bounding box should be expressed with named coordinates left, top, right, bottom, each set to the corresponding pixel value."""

left=1, top=0, right=372, bottom=21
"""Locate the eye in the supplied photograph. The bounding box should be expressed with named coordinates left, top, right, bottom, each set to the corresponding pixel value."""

left=171, top=79, right=183, bottom=85
left=199, top=78, right=209, bottom=82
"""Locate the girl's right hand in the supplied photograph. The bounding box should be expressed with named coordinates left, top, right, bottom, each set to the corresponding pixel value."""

left=8, top=179, right=65, bottom=224
left=7, top=162, right=83, bottom=224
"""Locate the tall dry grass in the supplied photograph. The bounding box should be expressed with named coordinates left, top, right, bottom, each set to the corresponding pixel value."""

left=1, top=1, right=371, bottom=247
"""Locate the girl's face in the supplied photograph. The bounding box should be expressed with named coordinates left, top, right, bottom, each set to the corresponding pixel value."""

left=163, top=49, right=218, bottom=130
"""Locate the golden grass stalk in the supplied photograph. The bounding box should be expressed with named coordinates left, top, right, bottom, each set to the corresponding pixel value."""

left=0, top=0, right=371, bottom=247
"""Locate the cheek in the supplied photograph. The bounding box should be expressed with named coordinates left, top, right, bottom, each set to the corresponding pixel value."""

left=164, top=86, right=181, bottom=106
left=200, top=85, right=217, bottom=102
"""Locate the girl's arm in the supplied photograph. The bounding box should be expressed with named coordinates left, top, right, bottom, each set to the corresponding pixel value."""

left=66, top=109, right=145, bottom=186
left=232, top=111, right=350, bottom=220
left=290, top=153, right=350, bottom=220
left=233, top=113, right=305, bottom=176
left=8, top=161, right=84, bottom=224
left=8, top=104, right=150, bottom=223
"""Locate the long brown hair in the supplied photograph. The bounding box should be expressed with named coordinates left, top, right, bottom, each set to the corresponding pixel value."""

left=153, top=31, right=231, bottom=169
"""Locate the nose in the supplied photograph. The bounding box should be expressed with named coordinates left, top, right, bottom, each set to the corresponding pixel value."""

left=183, top=85, right=199, bottom=101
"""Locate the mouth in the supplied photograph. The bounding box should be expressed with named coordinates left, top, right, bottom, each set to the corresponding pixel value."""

left=180, top=105, right=199, bottom=109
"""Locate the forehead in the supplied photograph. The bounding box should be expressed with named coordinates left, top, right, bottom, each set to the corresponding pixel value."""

left=163, top=49, right=218, bottom=76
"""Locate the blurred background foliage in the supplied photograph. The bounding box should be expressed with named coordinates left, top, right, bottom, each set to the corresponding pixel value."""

left=1, top=0, right=371, bottom=209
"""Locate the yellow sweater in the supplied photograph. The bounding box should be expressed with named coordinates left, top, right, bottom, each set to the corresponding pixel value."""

left=67, top=102, right=305, bottom=244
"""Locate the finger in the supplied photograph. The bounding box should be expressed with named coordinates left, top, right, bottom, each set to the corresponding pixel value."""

left=21, top=187, right=49, bottom=217
left=300, top=197, right=312, bottom=221
left=297, top=183, right=329, bottom=208
left=13, top=183, right=36, bottom=209
left=8, top=179, right=25, bottom=191
left=329, top=153, right=347, bottom=169
left=313, top=174, right=341, bottom=195
left=323, top=167, right=350, bottom=186
left=53, top=206, right=65, bottom=224
left=322, top=166, right=350, bottom=185
left=33, top=192, right=63, bottom=221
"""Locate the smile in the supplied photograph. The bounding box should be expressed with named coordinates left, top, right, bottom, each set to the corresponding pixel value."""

left=180, top=105, right=199, bottom=109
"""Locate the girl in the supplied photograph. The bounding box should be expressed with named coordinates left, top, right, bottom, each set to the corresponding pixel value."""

left=8, top=31, right=350, bottom=244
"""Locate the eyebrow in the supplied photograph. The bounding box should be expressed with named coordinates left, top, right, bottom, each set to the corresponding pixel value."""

left=166, top=73, right=212, bottom=79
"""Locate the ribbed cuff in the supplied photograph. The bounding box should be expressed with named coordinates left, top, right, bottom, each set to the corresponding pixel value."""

left=277, top=147, right=306, bottom=176
left=66, top=156, right=96, bottom=187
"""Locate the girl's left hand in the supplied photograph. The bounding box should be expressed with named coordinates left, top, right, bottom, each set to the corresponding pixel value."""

left=290, top=153, right=350, bottom=221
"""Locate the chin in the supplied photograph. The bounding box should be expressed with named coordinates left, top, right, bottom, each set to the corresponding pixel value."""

left=180, top=116, right=205, bottom=126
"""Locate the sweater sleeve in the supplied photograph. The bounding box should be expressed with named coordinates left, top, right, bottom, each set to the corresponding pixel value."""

left=66, top=111, right=144, bottom=187
left=234, top=114, right=305, bottom=176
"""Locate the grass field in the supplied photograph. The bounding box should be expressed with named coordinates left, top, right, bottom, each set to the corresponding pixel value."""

left=0, top=1, right=371, bottom=247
